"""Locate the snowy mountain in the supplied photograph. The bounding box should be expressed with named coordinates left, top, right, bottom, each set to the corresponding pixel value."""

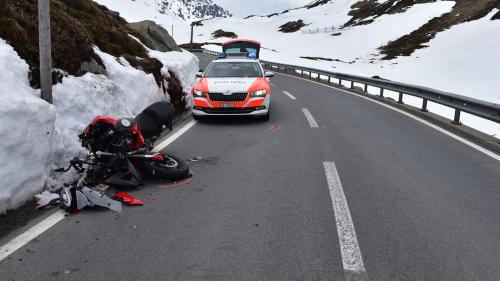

left=94, top=0, right=231, bottom=24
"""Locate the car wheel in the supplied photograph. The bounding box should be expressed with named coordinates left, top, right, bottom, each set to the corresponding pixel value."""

left=261, top=111, right=270, bottom=121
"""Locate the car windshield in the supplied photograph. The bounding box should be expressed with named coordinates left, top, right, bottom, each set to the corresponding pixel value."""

left=204, top=62, right=262, bottom=78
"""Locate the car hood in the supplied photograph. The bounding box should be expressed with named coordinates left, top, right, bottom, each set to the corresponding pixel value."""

left=206, top=77, right=257, bottom=93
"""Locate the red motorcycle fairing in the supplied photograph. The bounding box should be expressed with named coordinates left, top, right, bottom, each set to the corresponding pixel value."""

left=83, top=115, right=118, bottom=134
left=82, top=116, right=145, bottom=150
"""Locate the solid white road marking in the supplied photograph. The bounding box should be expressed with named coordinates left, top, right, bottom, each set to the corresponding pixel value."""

left=323, top=162, right=368, bottom=280
left=302, top=108, right=319, bottom=128
left=153, top=119, right=198, bottom=151
left=0, top=210, right=66, bottom=262
left=0, top=119, right=198, bottom=262
left=276, top=72, right=500, bottom=162
left=283, top=90, right=297, bottom=100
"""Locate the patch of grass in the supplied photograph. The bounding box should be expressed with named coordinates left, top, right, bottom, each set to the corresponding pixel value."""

left=306, top=0, right=331, bottom=9
left=211, top=29, right=237, bottom=39
left=0, top=0, right=150, bottom=86
left=178, top=42, right=222, bottom=49
left=379, top=0, right=500, bottom=59
left=278, top=20, right=306, bottom=33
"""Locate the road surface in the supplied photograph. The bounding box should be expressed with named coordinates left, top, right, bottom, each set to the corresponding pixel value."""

left=1, top=52, right=499, bottom=281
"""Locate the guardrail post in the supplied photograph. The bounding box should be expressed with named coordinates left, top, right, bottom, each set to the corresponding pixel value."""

left=421, top=99, right=428, bottom=112
left=309, top=72, right=312, bottom=79
left=301, top=70, right=304, bottom=77
left=364, top=84, right=368, bottom=93
left=328, top=76, right=331, bottom=84
left=317, top=74, right=320, bottom=81
left=379, top=88, right=384, bottom=98
left=452, top=109, right=461, bottom=125
left=339, top=79, right=342, bottom=86
left=350, top=81, right=354, bottom=89
left=398, top=92, right=403, bottom=104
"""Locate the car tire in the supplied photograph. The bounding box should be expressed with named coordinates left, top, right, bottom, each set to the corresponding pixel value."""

left=192, top=114, right=201, bottom=121
left=261, top=111, right=270, bottom=121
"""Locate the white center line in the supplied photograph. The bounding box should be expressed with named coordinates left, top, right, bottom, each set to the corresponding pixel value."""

left=0, top=119, right=198, bottom=262
left=283, top=90, right=297, bottom=100
left=302, top=108, right=319, bottom=128
left=323, top=162, right=368, bottom=281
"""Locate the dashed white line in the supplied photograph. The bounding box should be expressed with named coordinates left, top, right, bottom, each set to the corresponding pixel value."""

left=323, top=162, right=368, bottom=281
left=302, top=108, right=319, bottom=128
left=276, top=72, right=500, bottom=162
left=282, top=90, right=297, bottom=100
left=0, top=119, right=198, bottom=262
left=0, top=210, right=66, bottom=262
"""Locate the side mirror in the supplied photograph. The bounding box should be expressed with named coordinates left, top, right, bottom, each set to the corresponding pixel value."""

left=265, top=71, right=274, bottom=78
left=196, top=72, right=203, bottom=78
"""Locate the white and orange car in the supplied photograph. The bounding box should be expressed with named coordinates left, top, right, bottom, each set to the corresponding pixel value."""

left=192, top=40, right=274, bottom=121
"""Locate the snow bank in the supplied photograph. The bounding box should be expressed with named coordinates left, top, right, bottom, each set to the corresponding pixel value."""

left=149, top=49, right=199, bottom=109
left=128, top=34, right=200, bottom=109
left=0, top=39, right=56, bottom=214
left=0, top=39, right=199, bottom=213
left=48, top=47, right=170, bottom=187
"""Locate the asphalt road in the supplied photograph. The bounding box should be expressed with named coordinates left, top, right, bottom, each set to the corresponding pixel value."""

left=1, top=52, right=500, bottom=281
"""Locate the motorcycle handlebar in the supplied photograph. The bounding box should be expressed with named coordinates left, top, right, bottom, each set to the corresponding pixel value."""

left=95, top=151, right=157, bottom=159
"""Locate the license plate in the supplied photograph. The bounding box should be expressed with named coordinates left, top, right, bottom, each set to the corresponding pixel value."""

left=221, top=103, right=235, bottom=108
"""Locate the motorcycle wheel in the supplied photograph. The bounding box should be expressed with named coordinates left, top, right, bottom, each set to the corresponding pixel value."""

left=141, top=154, right=190, bottom=181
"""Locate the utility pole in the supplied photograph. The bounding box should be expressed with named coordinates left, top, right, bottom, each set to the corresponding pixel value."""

left=38, top=0, right=53, bottom=104
left=190, top=18, right=212, bottom=51
left=171, top=24, right=174, bottom=41
left=189, top=22, right=195, bottom=51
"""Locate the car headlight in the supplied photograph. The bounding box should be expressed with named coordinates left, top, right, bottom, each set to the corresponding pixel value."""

left=193, top=89, right=206, bottom=98
left=250, top=89, right=267, bottom=97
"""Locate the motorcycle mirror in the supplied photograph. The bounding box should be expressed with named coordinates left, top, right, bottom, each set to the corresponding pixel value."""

left=196, top=71, right=203, bottom=78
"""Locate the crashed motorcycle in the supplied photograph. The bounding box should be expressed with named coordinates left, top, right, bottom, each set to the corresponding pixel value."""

left=57, top=102, right=189, bottom=212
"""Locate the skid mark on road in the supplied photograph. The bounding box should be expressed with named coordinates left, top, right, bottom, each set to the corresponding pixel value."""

left=302, top=108, right=319, bottom=128
left=323, top=162, right=369, bottom=281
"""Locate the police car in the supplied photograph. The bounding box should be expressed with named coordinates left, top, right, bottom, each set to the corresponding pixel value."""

left=192, top=40, right=274, bottom=121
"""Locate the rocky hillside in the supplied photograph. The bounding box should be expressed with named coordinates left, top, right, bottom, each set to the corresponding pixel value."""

left=94, top=0, right=231, bottom=25
left=0, top=0, right=191, bottom=112
left=159, top=0, right=232, bottom=21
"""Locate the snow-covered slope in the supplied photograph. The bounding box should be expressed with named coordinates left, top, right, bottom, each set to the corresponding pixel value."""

left=94, top=0, right=231, bottom=26
left=191, top=0, right=500, bottom=137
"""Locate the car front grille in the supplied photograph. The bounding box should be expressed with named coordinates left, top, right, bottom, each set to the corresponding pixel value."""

left=208, top=92, right=248, bottom=102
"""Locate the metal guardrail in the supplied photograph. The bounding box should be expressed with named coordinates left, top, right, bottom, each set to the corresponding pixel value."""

left=200, top=49, right=500, bottom=125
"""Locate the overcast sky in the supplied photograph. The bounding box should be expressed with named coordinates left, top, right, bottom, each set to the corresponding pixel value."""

left=214, top=0, right=311, bottom=17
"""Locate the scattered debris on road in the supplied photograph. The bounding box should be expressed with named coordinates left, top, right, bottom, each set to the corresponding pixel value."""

left=114, top=192, right=144, bottom=206
left=34, top=191, right=60, bottom=209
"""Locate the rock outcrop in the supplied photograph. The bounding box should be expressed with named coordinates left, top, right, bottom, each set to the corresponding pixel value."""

left=128, top=21, right=181, bottom=52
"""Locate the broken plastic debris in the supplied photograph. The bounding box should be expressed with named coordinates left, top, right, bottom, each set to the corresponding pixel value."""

left=189, top=156, right=203, bottom=162
left=34, top=191, right=60, bottom=209
left=114, top=192, right=144, bottom=206
left=60, top=186, right=122, bottom=213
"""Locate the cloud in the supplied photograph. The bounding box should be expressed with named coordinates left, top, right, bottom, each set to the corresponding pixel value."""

left=214, top=0, right=311, bottom=17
